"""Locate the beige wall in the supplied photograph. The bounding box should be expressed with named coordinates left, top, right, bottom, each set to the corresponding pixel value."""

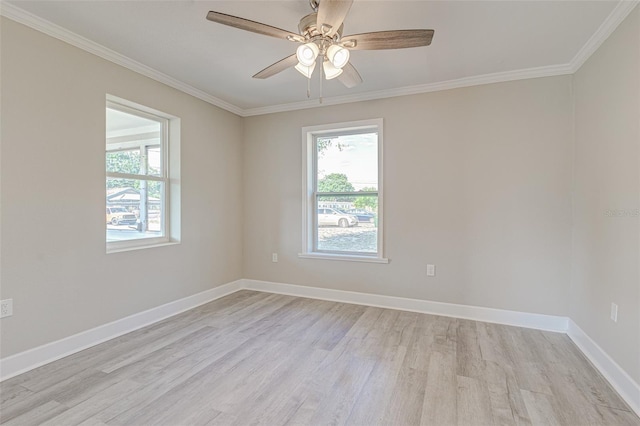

left=0, top=18, right=244, bottom=357
left=2, top=5, right=637, bottom=389
left=572, top=7, right=640, bottom=383
left=243, top=76, right=574, bottom=316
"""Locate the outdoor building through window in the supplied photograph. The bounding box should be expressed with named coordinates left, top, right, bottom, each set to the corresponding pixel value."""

left=106, top=98, right=178, bottom=251
left=301, top=119, right=387, bottom=262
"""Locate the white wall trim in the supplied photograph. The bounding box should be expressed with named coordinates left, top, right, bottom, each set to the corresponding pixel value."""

left=244, top=280, right=640, bottom=414
left=0, top=280, right=243, bottom=382
left=567, top=320, right=640, bottom=417
left=241, top=65, right=574, bottom=116
left=0, top=2, right=244, bottom=117
left=2, top=278, right=638, bottom=418
left=2, top=1, right=636, bottom=118
left=242, top=279, right=568, bottom=333
left=569, top=0, right=639, bottom=72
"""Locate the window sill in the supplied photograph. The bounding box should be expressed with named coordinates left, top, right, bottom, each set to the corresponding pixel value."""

left=298, top=253, right=389, bottom=264
left=107, top=240, right=179, bottom=254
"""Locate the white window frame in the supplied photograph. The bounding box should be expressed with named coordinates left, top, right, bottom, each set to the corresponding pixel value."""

left=106, top=95, right=181, bottom=253
left=300, top=118, right=388, bottom=263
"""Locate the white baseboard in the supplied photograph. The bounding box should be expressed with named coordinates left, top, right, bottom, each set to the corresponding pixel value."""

left=247, top=279, right=640, bottom=415
left=242, top=279, right=568, bottom=333
left=3, top=277, right=638, bottom=420
left=567, top=320, right=640, bottom=417
left=0, top=279, right=243, bottom=382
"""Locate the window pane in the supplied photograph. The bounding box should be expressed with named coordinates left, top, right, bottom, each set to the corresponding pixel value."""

left=147, top=145, right=162, bottom=176
left=106, top=107, right=163, bottom=177
left=106, top=107, right=161, bottom=139
left=316, top=132, right=378, bottom=193
left=106, top=178, right=164, bottom=242
left=316, top=194, right=378, bottom=254
left=106, top=149, right=141, bottom=174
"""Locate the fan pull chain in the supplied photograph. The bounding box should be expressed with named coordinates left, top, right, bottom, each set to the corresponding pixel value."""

left=319, top=58, right=323, bottom=104
left=307, top=75, right=311, bottom=98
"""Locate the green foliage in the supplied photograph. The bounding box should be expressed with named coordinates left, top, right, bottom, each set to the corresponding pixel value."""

left=106, top=151, right=161, bottom=199
left=353, top=187, right=378, bottom=210
left=106, top=150, right=140, bottom=174
left=317, top=137, right=344, bottom=157
left=318, top=173, right=355, bottom=193
left=318, top=173, right=355, bottom=202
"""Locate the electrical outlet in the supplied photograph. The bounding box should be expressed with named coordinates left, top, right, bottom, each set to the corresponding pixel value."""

left=272, top=253, right=278, bottom=263
left=610, top=303, right=618, bottom=322
left=427, top=264, right=436, bottom=277
left=0, top=299, right=13, bottom=318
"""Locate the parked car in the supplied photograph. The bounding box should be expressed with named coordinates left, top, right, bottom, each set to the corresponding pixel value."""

left=106, top=206, right=137, bottom=225
left=318, top=208, right=358, bottom=227
left=343, top=209, right=375, bottom=223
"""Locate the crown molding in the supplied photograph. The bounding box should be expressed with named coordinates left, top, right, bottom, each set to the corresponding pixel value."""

left=0, top=1, right=244, bottom=117
left=569, top=0, right=639, bottom=72
left=2, top=0, right=637, bottom=117
left=242, top=63, right=574, bottom=116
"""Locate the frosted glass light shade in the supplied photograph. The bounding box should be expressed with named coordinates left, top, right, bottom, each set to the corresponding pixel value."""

left=296, top=43, right=319, bottom=67
left=323, top=61, right=343, bottom=80
left=326, top=45, right=349, bottom=69
left=295, top=61, right=316, bottom=78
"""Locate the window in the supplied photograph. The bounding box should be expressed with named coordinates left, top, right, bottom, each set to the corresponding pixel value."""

left=106, top=96, right=180, bottom=252
left=301, top=119, right=387, bottom=262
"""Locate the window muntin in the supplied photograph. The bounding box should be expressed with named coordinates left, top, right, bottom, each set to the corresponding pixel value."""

left=302, top=119, right=386, bottom=262
left=106, top=101, right=169, bottom=249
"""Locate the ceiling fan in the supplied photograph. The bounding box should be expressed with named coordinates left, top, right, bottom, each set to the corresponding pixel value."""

left=206, top=0, right=434, bottom=89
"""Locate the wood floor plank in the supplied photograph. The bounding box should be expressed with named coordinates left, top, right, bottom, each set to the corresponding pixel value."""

left=1, top=400, right=68, bottom=426
left=231, top=346, right=331, bottom=425
left=456, top=319, right=485, bottom=379
left=40, top=380, right=141, bottom=426
left=457, top=375, right=495, bottom=426
left=107, top=335, right=269, bottom=425
left=345, top=345, right=407, bottom=425
left=3, top=292, right=254, bottom=393
left=382, top=366, right=429, bottom=425
left=80, top=334, right=253, bottom=424
left=477, top=323, right=515, bottom=367
left=420, top=350, right=457, bottom=426
left=482, top=361, right=531, bottom=426
left=308, top=355, right=376, bottom=425
left=99, top=323, right=217, bottom=374
left=0, top=368, right=109, bottom=423
left=0, top=383, right=32, bottom=407
left=544, top=364, right=637, bottom=425
left=1, top=290, right=638, bottom=426
left=520, top=390, right=563, bottom=426
left=284, top=337, right=371, bottom=425
left=273, top=299, right=341, bottom=344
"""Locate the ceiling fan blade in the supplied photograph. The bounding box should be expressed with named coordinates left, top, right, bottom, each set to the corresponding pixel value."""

left=206, top=11, right=305, bottom=42
left=253, top=54, right=299, bottom=79
left=337, top=62, right=362, bottom=88
left=316, top=0, right=353, bottom=37
left=342, top=29, right=434, bottom=50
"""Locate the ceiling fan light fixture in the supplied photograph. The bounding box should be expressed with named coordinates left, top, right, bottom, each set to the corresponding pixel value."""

left=296, top=42, right=319, bottom=67
left=326, top=44, right=350, bottom=69
left=323, top=61, right=343, bottom=80
left=295, top=61, right=316, bottom=78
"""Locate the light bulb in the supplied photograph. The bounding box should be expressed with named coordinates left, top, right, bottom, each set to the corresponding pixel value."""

left=326, top=44, right=350, bottom=69
left=295, top=61, right=316, bottom=78
left=296, top=43, right=319, bottom=67
left=323, top=61, right=343, bottom=80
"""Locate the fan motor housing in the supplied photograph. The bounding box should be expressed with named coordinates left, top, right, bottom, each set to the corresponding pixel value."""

left=298, top=13, right=343, bottom=39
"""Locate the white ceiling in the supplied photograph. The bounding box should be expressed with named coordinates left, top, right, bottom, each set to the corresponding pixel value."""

left=3, top=1, right=633, bottom=115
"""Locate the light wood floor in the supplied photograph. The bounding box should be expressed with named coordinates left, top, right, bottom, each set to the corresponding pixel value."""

left=1, top=290, right=638, bottom=425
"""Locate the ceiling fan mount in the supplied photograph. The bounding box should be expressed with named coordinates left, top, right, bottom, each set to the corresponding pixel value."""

left=297, top=13, right=344, bottom=41
left=206, top=0, right=434, bottom=89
